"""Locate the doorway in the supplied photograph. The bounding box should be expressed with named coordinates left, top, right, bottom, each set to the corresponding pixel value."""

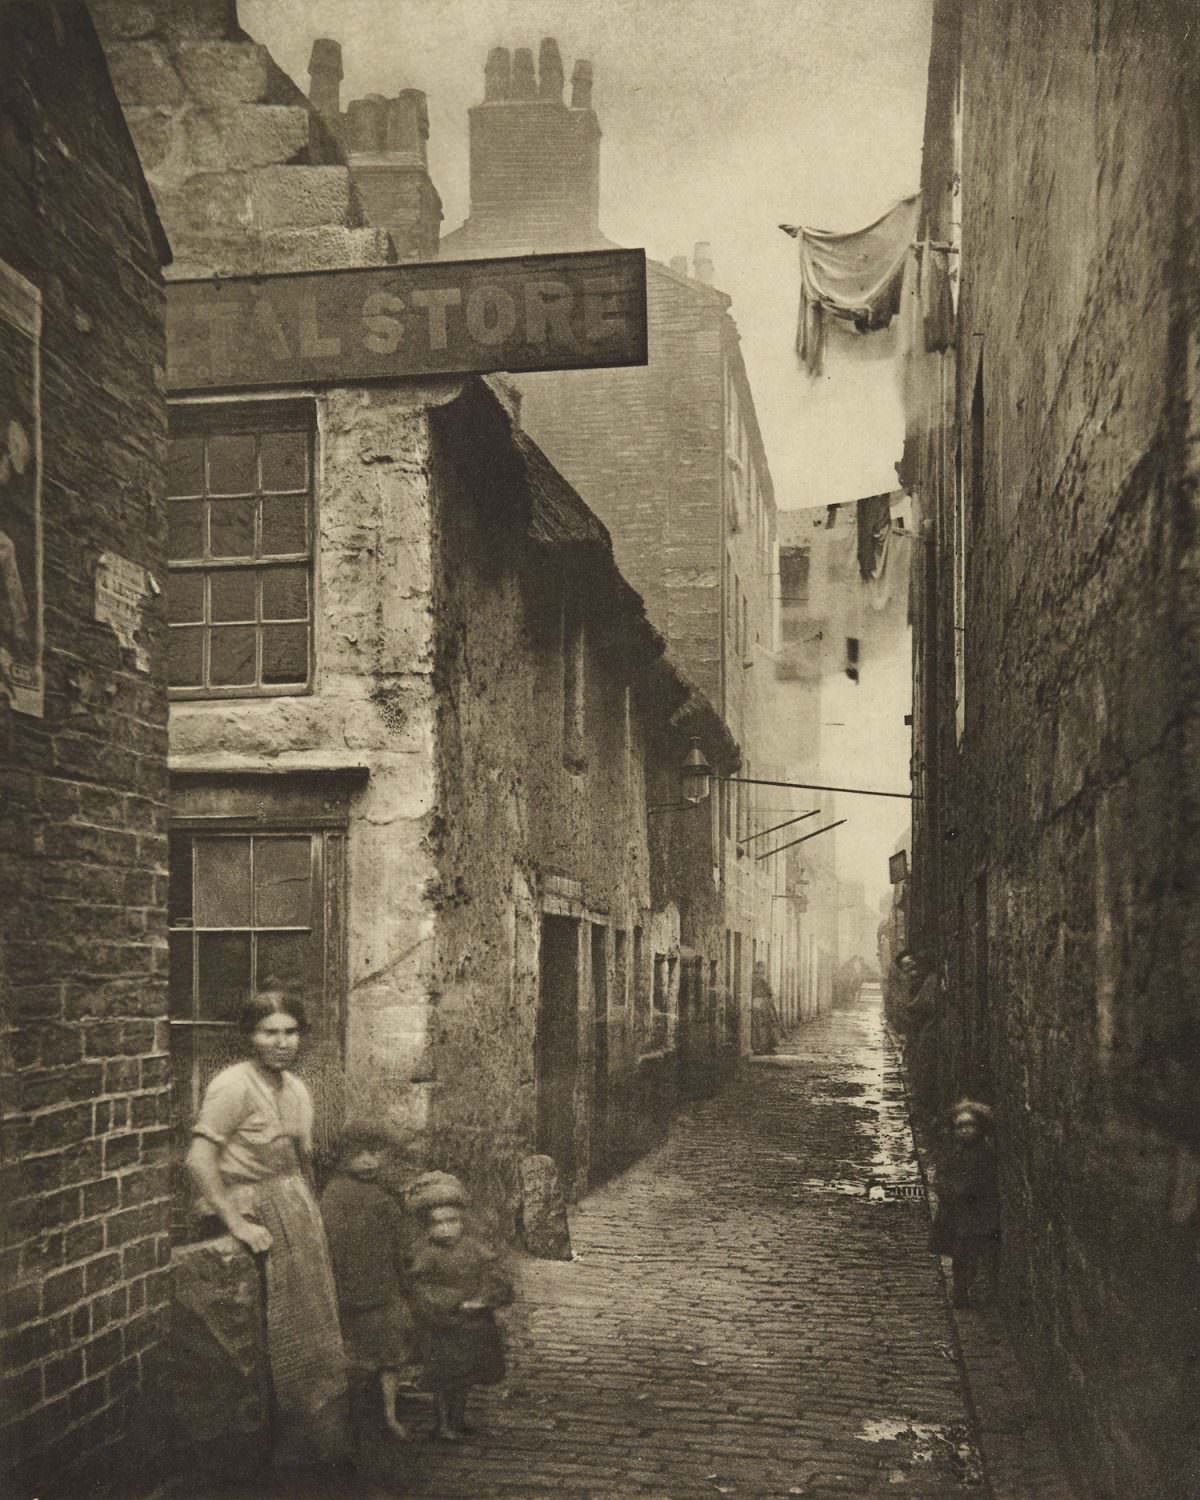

left=536, top=915, right=580, bottom=1189
left=589, top=923, right=609, bottom=1187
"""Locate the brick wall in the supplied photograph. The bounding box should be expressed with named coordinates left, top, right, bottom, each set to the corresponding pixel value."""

left=440, top=39, right=601, bottom=256
left=909, top=3, right=1200, bottom=1495
left=0, top=6, right=170, bottom=1496
left=516, top=266, right=736, bottom=704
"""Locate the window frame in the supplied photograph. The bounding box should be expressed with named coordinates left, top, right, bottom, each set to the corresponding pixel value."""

left=167, top=399, right=317, bottom=701
left=168, top=772, right=359, bottom=1224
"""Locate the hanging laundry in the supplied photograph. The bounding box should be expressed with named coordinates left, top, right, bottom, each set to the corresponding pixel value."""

left=780, top=194, right=921, bottom=376
left=856, top=492, right=893, bottom=583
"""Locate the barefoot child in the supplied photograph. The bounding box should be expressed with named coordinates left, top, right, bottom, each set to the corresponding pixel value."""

left=929, top=1099, right=1001, bottom=1307
left=405, top=1172, right=513, bottom=1441
left=320, top=1127, right=421, bottom=1443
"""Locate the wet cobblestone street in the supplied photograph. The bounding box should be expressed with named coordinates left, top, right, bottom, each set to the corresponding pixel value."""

left=368, top=991, right=1076, bottom=1499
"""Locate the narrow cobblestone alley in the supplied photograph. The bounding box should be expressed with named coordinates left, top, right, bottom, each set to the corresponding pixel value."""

left=366, top=990, right=1066, bottom=1500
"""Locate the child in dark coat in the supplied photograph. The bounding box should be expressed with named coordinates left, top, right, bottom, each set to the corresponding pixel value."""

left=405, top=1171, right=513, bottom=1442
left=929, top=1099, right=1001, bottom=1307
left=320, top=1128, right=421, bottom=1442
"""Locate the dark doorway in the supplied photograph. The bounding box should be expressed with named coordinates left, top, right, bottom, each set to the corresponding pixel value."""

left=589, top=923, right=609, bottom=1187
left=536, top=915, right=580, bottom=1190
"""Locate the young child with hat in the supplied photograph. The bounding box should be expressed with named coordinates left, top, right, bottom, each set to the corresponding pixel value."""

left=929, top=1099, right=1002, bottom=1307
left=405, top=1171, right=513, bottom=1441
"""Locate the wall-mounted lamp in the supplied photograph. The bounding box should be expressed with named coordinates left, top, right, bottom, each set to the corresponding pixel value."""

left=672, top=739, right=919, bottom=805
left=680, top=739, right=712, bottom=805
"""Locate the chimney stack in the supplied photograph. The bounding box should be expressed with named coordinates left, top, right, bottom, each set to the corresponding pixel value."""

left=449, top=40, right=603, bottom=255
left=571, top=60, right=593, bottom=110
left=308, top=37, right=343, bottom=122
left=337, top=62, right=442, bottom=259
left=693, top=241, right=714, bottom=285
left=539, top=38, right=564, bottom=101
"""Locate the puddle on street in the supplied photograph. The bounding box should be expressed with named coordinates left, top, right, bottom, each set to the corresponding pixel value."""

left=855, top=1418, right=985, bottom=1487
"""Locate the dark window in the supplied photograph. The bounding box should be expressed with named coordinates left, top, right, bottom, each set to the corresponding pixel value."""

left=167, top=403, right=314, bottom=697
left=779, top=546, right=810, bottom=643
left=562, top=591, right=586, bottom=771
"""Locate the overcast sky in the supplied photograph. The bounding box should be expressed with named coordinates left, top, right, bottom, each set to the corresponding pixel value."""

left=240, top=0, right=930, bottom=911
left=242, top=0, right=930, bottom=511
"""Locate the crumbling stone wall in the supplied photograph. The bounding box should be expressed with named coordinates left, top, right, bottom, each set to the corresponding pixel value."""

left=0, top=7, right=170, bottom=1495
left=912, top=3, right=1200, bottom=1494
left=426, top=382, right=729, bottom=1221
left=92, top=0, right=393, bottom=277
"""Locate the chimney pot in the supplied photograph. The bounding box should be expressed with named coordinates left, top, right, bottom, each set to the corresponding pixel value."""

left=511, top=47, right=537, bottom=99
left=670, top=255, right=689, bottom=277
left=571, top=60, right=593, bottom=110
left=484, top=46, right=511, bottom=101
left=309, top=37, right=343, bottom=81
left=539, top=38, right=564, bottom=101
left=693, top=241, right=714, bottom=285
left=308, top=37, right=343, bottom=119
left=346, top=94, right=387, bottom=154
left=386, top=91, right=428, bottom=160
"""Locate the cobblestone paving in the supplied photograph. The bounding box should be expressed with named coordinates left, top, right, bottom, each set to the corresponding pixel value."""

left=369, top=993, right=1073, bottom=1499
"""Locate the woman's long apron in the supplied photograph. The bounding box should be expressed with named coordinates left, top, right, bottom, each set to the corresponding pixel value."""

left=242, top=1144, right=351, bottom=1467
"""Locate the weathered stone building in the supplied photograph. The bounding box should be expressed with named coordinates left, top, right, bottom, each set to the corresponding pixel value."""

left=904, top=3, right=1199, bottom=1494
left=0, top=4, right=172, bottom=1495
left=308, top=39, right=797, bottom=1042
left=94, top=1, right=738, bottom=1236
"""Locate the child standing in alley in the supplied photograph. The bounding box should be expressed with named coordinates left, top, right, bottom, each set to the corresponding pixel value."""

left=405, top=1171, right=513, bottom=1442
left=929, top=1099, right=1001, bottom=1307
left=320, top=1126, right=421, bottom=1444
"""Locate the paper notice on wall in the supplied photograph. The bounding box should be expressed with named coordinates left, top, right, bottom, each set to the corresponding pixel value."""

left=95, top=551, right=158, bottom=671
left=0, top=259, right=44, bottom=717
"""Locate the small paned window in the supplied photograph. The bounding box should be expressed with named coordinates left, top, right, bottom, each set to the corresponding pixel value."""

left=167, top=403, right=314, bottom=697
left=168, top=824, right=346, bottom=1230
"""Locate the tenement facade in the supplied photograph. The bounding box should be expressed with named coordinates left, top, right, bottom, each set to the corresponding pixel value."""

left=904, top=3, right=1199, bottom=1495
left=308, top=38, right=797, bottom=1041
left=0, top=5, right=172, bottom=1496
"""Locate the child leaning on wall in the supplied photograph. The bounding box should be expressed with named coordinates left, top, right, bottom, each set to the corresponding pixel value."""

left=405, top=1171, right=514, bottom=1442
left=320, top=1125, right=422, bottom=1443
left=928, top=1099, right=1001, bottom=1308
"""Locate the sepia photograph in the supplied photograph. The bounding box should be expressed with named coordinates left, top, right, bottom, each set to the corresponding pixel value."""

left=0, top=1, right=1196, bottom=1497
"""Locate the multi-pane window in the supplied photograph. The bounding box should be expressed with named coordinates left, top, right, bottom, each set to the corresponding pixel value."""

left=167, top=403, right=314, bottom=696
left=779, top=547, right=810, bottom=643
left=169, top=831, right=333, bottom=1112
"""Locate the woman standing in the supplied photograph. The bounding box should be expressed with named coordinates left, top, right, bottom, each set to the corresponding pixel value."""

left=185, top=985, right=352, bottom=1478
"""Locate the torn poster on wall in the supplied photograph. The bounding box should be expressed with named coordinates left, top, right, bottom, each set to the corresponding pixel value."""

left=0, top=259, right=43, bottom=718
left=95, top=552, right=159, bottom=672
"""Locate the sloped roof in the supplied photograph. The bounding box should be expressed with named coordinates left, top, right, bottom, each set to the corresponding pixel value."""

left=433, top=377, right=739, bottom=768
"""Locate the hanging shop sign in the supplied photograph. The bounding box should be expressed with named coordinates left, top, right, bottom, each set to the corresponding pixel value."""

left=167, top=248, right=648, bottom=392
